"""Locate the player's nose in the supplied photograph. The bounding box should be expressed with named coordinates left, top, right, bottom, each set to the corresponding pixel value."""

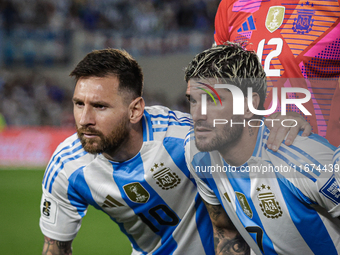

left=191, top=101, right=207, bottom=122
left=79, top=105, right=95, bottom=126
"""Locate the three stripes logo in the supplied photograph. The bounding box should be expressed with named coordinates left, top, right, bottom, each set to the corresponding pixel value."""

left=237, top=15, right=256, bottom=39
left=197, top=82, right=222, bottom=115
left=102, top=195, right=124, bottom=208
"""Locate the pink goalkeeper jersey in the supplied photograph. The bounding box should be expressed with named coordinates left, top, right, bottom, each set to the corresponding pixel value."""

left=214, top=0, right=340, bottom=146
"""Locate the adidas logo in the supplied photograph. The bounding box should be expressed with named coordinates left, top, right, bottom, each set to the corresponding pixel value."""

left=237, top=15, right=256, bottom=33
left=102, top=195, right=124, bottom=208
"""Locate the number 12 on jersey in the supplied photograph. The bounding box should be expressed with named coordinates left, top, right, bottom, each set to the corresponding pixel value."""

left=257, top=38, right=283, bottom=77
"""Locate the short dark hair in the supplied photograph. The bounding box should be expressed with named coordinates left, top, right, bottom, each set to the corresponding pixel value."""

left=70, top=48, right=143, bottom=98
left=184, top=43, right=267, bottom=110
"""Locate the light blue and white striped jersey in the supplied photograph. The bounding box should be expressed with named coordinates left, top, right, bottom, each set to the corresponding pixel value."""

left=40, top=106, right=214, bottom=255
left=185, top=124, right=340, bottom=255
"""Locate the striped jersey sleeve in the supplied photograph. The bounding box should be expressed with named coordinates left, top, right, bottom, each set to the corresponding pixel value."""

left=40, top=133, right=96, bottom=241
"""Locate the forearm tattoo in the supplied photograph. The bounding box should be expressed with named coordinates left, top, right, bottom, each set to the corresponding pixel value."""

left=215, top=229, right=250, bottom=255
left=206, top=202, right=225, bottom=222
left=205, top=202, right=250, bottom=255
left=42, top=238, right=54, bottom=255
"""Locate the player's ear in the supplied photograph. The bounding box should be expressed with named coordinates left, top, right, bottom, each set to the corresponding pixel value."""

left=244, top=92, right=260, bottom=119
left=129, top=97, right=145, bottom=124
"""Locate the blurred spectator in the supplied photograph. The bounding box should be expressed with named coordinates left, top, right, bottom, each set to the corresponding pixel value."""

left=1, top=0, right=18, bottom=35
left=0, top=71, right=73, bottom=127
left=132, top=1, right=159, bottom=33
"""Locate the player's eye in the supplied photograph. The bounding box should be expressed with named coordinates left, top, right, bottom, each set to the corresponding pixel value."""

left=74, top=101, right=84, bottom=107
left=94, top=104, right=107, bottom=110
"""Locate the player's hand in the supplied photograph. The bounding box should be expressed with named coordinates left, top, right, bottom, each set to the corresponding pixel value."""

left=265, top=112, right=311, bottom=151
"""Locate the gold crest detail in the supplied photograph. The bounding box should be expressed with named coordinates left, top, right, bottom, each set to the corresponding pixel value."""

left=257, top=184, right=283, bottom=219
left=235, top=192, right=253, bottom=218
left=152, top=163, right=181, bottom=190
left=123, top=183, right=150, bottom=203
left=265, top=6, right=285, bottom=33
left=224, top=192, right=231, bottom=203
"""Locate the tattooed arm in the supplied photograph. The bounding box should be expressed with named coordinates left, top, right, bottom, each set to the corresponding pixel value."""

left=203, top=200, right=250, bottom=255
left=42, top=236, right=73, bottom=255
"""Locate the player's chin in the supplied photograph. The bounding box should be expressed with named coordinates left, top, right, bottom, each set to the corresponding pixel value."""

left=83, top=145, right=102, bottom=154
left=195, top=139, right=214, bottom=152
left=82, top=140, right=103, bottom=154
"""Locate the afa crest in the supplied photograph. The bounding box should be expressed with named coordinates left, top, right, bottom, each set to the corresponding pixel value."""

left=151, top=163, right=181, bottom=190
left=293, top=10, right=314, bottom=34
left=257, top=184, right=283, bottom=219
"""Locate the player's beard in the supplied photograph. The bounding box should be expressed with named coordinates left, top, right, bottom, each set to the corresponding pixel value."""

left=77, top=118, right=129, bottom=154
left=195, top=115, right=243, bottom=152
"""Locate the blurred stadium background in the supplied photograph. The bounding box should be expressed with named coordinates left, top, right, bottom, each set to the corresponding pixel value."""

left=0, top=0, right=219, bottom=254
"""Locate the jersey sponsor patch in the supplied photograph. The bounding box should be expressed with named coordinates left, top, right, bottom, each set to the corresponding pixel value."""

left=320, top=176, right=340, bottom=204
left=41, top=195, right=57, bottom=224
left=265, top=6, right=285, bottom=33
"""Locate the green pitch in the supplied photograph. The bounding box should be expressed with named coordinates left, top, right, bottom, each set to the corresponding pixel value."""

left=0, top=170, right=131, bottom=254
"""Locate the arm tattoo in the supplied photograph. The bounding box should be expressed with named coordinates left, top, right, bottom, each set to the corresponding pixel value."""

left=42, top=237, right=72, bottom=255
left=42, top=238, right=55, bottom=255
left=215, top=231, right=250, bottom=255
left=205, top=202, right=225, bottom=222
left=56, top=241, right=72, bottom=253
left=204, top=202, right=250, bottom=255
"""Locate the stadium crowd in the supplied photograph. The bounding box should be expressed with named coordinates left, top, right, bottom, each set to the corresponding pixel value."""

left=0, top=0, right=219, bottom=33
left=0, top=0, right=216, bottom=127
left=0, top=70, right=74, bottom=127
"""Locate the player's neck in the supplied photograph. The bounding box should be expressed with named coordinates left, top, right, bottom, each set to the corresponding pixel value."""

left=219, top=125, right=259, bottom=167
left=103, top=121, right=144, bottom=163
